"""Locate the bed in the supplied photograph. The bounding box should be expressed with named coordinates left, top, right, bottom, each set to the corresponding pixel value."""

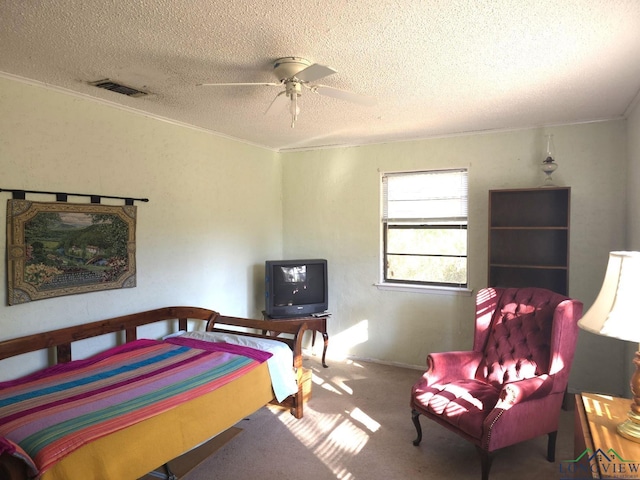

left=0, top=306, right=309, bottom=480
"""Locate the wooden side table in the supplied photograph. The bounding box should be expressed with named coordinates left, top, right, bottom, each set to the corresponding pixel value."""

left=261, top=311, right=330, bottom=368
left=574, top=393, right=640, bottom=478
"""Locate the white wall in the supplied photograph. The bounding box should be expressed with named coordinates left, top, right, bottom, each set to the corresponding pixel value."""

left=0, top=76, right=282, bottom=379
left=282, top=122, right=629, bottom=395
left=628, top=100, right=640, bottom=250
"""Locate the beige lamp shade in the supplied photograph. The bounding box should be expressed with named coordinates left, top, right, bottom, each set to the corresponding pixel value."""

left=578, top=251, right=640, bottom=342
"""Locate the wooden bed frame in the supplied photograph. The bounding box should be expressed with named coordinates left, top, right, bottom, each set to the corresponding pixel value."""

left=0, top=306, right=309, bottom=480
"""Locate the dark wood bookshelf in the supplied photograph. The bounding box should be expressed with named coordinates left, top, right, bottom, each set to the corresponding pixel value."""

left=488, top=187, right=570, bottom=295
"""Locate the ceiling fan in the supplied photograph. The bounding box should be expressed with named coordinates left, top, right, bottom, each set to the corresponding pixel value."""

left=198, top=57, right=376, bottom=127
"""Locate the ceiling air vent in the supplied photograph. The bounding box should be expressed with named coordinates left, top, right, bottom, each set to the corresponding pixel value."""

left=89, top=79, right=148, bottom=98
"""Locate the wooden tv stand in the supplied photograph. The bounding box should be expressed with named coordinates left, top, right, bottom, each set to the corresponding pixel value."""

left=262, top=311, right=330, bottom=368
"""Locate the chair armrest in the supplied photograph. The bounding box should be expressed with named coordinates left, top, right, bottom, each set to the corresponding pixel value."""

left=495, top=374, right=554, bottom=408
left=424, top=351, right=484, bottom=384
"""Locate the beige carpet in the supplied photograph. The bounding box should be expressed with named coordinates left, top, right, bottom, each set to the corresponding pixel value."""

left=182, top=353, right=575, bottom=480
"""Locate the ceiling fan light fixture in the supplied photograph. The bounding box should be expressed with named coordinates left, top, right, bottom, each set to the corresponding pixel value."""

left=286, top=81, right=302, bottom=128
left=288, top=94, right=301, bottom=128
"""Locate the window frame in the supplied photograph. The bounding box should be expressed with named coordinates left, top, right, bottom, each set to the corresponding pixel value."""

left=379, top=168, right=470, bottom=294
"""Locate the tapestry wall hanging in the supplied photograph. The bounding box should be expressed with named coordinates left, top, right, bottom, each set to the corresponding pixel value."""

left=6, top=200, right=136, bottom=305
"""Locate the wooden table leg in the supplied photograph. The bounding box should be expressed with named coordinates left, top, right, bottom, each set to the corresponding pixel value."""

left=321, top=332, right=328, bottom=368
left=310, top=330, right=329, bottom=367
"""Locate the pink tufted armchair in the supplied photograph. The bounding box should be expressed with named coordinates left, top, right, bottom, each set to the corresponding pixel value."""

left=410, top=287, right=583, bottom=480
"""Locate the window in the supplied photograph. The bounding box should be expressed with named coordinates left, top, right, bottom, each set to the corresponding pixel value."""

left=381, top=168, right=468, bottom=288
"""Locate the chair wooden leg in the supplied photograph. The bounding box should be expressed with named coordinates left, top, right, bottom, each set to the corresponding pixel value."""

left=475, top=447, right=493, bottom=480
left=411, top=409, right=423, bottom=446
left=547, top=430, right=557, bottom=462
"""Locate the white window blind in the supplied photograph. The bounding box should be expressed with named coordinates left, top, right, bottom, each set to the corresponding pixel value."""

left=382, top=169, right=468, bottom=224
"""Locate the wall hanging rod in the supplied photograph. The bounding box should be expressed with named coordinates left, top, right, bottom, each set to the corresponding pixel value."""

left=0, top=188, right=149, bottom=205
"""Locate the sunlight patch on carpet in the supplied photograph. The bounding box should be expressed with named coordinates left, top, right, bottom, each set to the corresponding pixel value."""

left=349, top=407, right=380, bottom=433
left=275, top=405, right=371, bottom=479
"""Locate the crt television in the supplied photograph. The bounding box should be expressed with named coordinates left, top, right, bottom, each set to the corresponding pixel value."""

left=264, top=259, right=328, bottom=318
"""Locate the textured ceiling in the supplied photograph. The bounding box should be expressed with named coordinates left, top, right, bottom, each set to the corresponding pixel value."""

left=2, top=0, right=640, bottom=151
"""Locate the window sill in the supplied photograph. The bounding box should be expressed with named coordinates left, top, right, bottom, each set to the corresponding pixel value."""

left=374, top=282, right=473, bottom=296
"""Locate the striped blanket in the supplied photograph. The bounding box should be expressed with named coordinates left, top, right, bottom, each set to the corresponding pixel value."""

left=0, top=337, right=272, bottom=478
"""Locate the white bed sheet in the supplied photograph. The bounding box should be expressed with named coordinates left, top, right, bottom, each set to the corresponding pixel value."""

left=172, top=331, right=298, bottom=402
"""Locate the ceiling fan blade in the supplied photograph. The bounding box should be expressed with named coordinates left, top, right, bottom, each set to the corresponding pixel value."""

left=312, top=85, right=377, bottom=106
left=295, top=63, right=337, bottom=83
left=264, top=91, right=289, bottom=115
left=197, top=82, right=280, bottom=87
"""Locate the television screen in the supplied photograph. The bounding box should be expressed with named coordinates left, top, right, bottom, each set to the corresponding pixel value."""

left=265, top=259, right=328, bottom=318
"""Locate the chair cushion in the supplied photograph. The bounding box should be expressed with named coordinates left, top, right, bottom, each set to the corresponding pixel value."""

left=412, top=378, right=500, bottom=439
